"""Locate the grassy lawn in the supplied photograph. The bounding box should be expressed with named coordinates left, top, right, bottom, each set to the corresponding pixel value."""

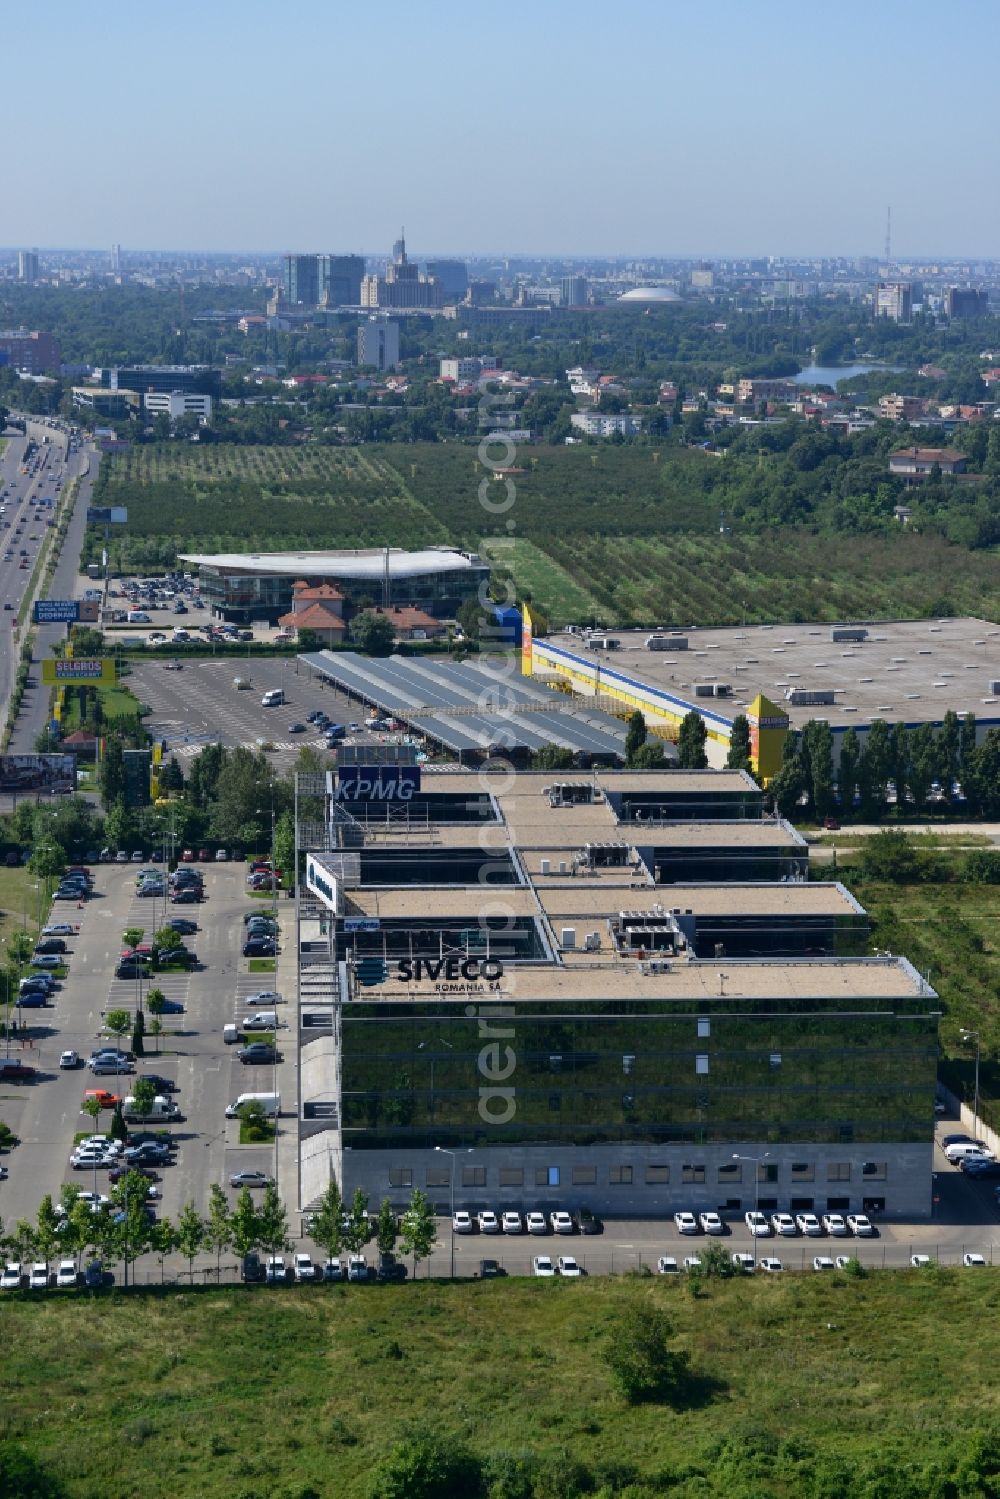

left=4, top=1271, right=1000, bottom=1497
left=238, top=1119, right=275, bottom=1144
left=0, top=866, right=43, bottom=936
left=813, top=830, right=992, bottom=848
left=246, top=958, right=276, bottom=973
left=60, top=682, right=143, bottom=732
left=480, top=535, right=609, bottom=626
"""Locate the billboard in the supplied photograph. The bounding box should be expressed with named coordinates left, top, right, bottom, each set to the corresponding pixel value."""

left=41, top=657, right=117, bottom=685
left=33, top=599, right=100, bottom=625
left=336, top=765, right=421, bottom=801
left=305, top=855, right=339, bottom=913
left=86, top=506, right=128, bottom=525
left=123, top=749, right=151, bottom=808
left=0, top=753, right=76, bottom=792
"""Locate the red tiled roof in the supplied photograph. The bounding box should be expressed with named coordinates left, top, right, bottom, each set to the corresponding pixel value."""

left=277, top=604, right=347, bottom=632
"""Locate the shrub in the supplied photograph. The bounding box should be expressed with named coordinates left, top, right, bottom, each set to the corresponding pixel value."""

left=604, top=1303, right=691, bottom=1405
left=367, top=1434, right=482, bottom=1499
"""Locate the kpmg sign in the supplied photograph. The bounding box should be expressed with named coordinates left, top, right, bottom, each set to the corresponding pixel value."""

left=336, top=765, right=421, bottom=801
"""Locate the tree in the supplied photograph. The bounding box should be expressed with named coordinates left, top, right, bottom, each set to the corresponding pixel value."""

left=158, top=756, right=184, bottom=794
left=150, top=1218, right=178, bottom=1284
left=257, top=1181, right=290, bottom=1257
left=153, top=927, right=182, bottom=954
left=149, top=1018, right=163, bottom=1054
left=351, top=609, right=397, bottom=656
left=131, top=1076, right=156, bottom=1118
left=938, top=709, right=961, bottom=800
left=531, top=744, right=575, bottom=771
left=238, top=1099, right=271, bottom=1142
left=630, top=740, right=666, bottom=769
left=858, top=719, right=891, bottom=819
left=366, top=1435, right=482, bottom=1499
left=726, top=714, right=753, bottom=773
left=858, top=829, right=924, bottom=883
left=122, top=927, right=145, bottom=954
left=8, top=1218, right=36, bottom=1263
left=273, top=810, right=295, bottom=890
left=109, top=1104, right=127, bottom=1144
left=341, top=1188, right=372, bottom=1256
left=960, top=712, right=979, bottom=812
left=676, top=711, right=708, bottom=769
left=769, top=731, right=806, bottom=819
left=105, top=1008, right=131, bottom=1044
left=204, top=1184, right=232, bottom=1278
left=131, top=1008, right=145, bottom=1058
left=35, top=1194, right=62, bottom=1266
left=308, top=1173, right=344, bottom=1265
left=908, top=723, right=938, bottom=810
left=604, top=1302, right=691, bottom=1405
left=0, top=1440, right=66, bottom=1499
left=29, top=842, right=65, bottom=882
left=398, top=1188, right=437, bottom=1278
left=146, top=989, right=166, bottom=1019
left=802, top=720, right=834, bottom=818
left=99, top=741, right=127, bottom=807
left=376, top=1198, right=398, bottom=1258
left=81, top=1094, right=103, bottom=1132
left=175, top=1201, right=206, bottom=1282
left=229, top=1187, right=260, bottom=1259
left=625, top=710, right=647, bottom=764
left=838, top=727, right=860, bottom=813
left=972, top=729, right=1000, bottom=817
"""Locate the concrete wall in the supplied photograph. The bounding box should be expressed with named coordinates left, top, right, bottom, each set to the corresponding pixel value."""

left=340, top=1139, right=933, bottom=1222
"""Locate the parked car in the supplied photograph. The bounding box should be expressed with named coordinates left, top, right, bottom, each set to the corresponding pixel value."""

left=477, top=1210, right=500, bottom=1234
left=574, top=1206, right=603, bottom=1235
left=557, top=1255, right=583, bottom=1277
left=964, top=1252, right=987, bottom=1268
left=759, top=1257, right=785, bottom=1273
left=796, top=1213, right=822, bottom=1236
left=771, top=1213, right=797, bottom=1237
left=0, top=1263, right=23, bottom=1291
left=55, top=1260, right=79, bottom=1289
left=674, top=1211, right=698, bottom=1235
left=822, top=1213, right=849, bottom=1236
left=347, top=1255, right=369, bottom=1282
left=846, top=1213, right=875, bottom=1237
left=294, top=1253, right=317, bottom=1282
left=812, top=1256, right=836, bottom=1272
left=29, top=1263, right=50, bottom=1291
left=0, top=1060, right=36, bottom=1081
left=238, top=1043, right=277, bottom=1065
left=657, top=1256, right=679, bottom=1274
left=699, top=1211, right=724, bottom=1235
left=525, top=1211, right=547, bottom=1235
left=745, top=1211, right=771, bottom=1237
left=265, top=1256, right=288, bottom=1284
left=731, top=1252, right=755, bottom=1272
left=452, top=1211, right=473, bottom=1234
left=501, top=1211, right=523, bottom=1235
left=230, top=1170, right=273, bottom=1189
left=59, top=1050, right=81, bottom=1069
left=532, top=1256, right=556, bottom=1277
left=550, top=1210, right=574, bottom=1235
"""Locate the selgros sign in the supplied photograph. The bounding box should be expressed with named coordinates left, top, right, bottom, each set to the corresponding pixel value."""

left=34, top=598, right=100, bottom=624
left=336, top=765, right=421, bottom=801
left=41, top=657, right=116, bottom=684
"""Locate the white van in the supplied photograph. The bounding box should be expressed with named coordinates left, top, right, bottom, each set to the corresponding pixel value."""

left=261, top=689, right=284, bottom=707
left=122, top=1095, right=180, bottom=1121
left=127, top=610, right=150, bottom=624
left=242, top=1011, right=278, bottom=1032
left=226, top=1092, right=280, bottom=1119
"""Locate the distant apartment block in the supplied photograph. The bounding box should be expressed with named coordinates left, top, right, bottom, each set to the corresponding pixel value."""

left=361, top=233, right=443, bottom=310
left=357, top=318, right=400, bottom=372
left=888, top=446, right=967, bottom=479
left=17, top=250, right=39, bottom=283
left=878, top=393, right=926, bottom=423
left=875, top=281, right=913, bottom=323
left=944, top=286, right=989, bottom=319
left=560, top=274, right=588, bottom=307
left=439, top=355, right=500, bottom=383
left=737, top=377, right=798, bottom=406
left=425, top=260, right=468, bottom=300
left=0, top=328, right=60, bottom=374
left=143, top=390, right=213, bottom=422
left=570, top=411, right=643, bottom=438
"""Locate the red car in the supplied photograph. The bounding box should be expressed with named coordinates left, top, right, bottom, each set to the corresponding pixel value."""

left=0, top=1060, right=36, bottom=1082
left=180, top=849, right=196, bottom=863
left=197, top=848, right=211, bottom=862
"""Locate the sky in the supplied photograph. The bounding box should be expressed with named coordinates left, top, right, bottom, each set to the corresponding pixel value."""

left=5, top=0, right=999, bottom=259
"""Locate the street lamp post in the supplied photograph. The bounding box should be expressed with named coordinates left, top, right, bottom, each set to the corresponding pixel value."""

left=434, top=1144, right=471, bottom=1279
left=961, top=1029, right=981, bottom=1126
left=733, top=1151, right=770, bottom=1268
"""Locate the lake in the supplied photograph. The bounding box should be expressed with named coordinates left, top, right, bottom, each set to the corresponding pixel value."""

left=792, top=362, right=902, bottom=387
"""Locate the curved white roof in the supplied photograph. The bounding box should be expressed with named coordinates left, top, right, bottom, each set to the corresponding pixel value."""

left=178, top=548, right=480, bottom=579
left=618, top=286, right=681, bottom=303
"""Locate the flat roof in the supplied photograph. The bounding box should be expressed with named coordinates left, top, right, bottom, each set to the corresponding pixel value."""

left=542, top=617, right=1000, bottom=732
left=369, top=955, right=932, bottom=1005
left=538, top=882, right=865, bottom=919
left=179, top=547, right=481, bottom=579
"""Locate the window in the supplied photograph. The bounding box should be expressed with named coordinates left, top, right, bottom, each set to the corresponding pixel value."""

left=536, top=1166, right=560, bottom=1187
left=548, top=1054, right=562, bottom=1072
left=622, top=1054, right=635, bottom=1075
left=717, top=1162, right=742, bottom=1183
left=695, top=1053, right=709, bottom=1076
left=769, top=1052, right=782, bottom=1070
left=789, top=1196, right=814, bottom=1211
left=389, top=1167, right=412, bottom=1189
left=758, top=1163, right=778, bottom=1184
left=697, top=1017, right=711, bottom=1038
left=462, top=1165, right=486, bottom=1188
left=790, top=1162, right=814, bottom=1182
left=862, top=1162, right=887, bottom=1180
left=645, top=1165, right=670, bottom=1184
left=425, top=1167, right=449, bottom=1188
left=827, top=1163, right=851, bottom=1183
left=499, top=1167, right=523, bottom=1187
left=548, top=1093, right=561, bottom=1111
left=609, top=1165, right=633, bottom=1186
left=758, top=1197, right=778, bottom=1211
left=571, top=1166, right=596, bottom=1186
left=682, top=1163, right=706, bottom=1184
left=827, top=1196, right=850, bottom=1211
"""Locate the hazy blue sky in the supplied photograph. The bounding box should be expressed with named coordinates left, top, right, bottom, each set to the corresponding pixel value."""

left=6, top=0, right=998, bottom=257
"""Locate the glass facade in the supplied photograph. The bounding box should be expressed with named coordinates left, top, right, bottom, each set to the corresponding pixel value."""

left=196, top=562, right=488, bottom=624
left=339, top=993, right=939, bottom=1153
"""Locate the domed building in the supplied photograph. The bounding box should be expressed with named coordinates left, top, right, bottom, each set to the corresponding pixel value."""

left=617, top=286, right=681, bottom=304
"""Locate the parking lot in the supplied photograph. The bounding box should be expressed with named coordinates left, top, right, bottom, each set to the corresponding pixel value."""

left=0, top=862, right=293, bottom=1235
left=128, top=657, right=392, bottom=772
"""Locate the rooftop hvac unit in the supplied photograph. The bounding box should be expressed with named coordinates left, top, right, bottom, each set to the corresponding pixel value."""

left=831, top=627, right=868, bottom=643
left=784, top=688, right=835, bottom=706
left=540, top=858, right=551, bottom=875
left=648, top=958, right=672, bottom=975
left=560, top=927, right=577, bottom=950
left=584, top=932, right=601, bottom=951
left=646, top=635, right=688, bottom=651
left=558, top=861, right=568, bottom=875
left=694, top=683, right=715, bottom=697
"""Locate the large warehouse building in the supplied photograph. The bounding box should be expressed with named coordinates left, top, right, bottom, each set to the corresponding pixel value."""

left=526, top=614, right=1000, bottom=780
left=291, top=767, right=939, bottom=1224
left=178, top=546, right=489, bottom=624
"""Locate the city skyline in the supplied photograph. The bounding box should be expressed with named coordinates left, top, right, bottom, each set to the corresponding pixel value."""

left=5, top=0, right=999, bottom=258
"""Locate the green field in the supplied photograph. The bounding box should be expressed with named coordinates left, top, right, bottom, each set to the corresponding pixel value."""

left=85, top=442, right=1000, bottom=628
left=0, top=865, right=43, bottom=936
left=4, top=1271, right=1000, bottom=1498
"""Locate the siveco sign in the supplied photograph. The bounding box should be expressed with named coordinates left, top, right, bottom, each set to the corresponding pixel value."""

left=397, top=956, right=504, bottom=993
left=336, top=765, right=420, bottom=801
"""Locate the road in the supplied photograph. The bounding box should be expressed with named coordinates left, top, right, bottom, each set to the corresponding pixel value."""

left=7, top=431, right=99, bottom=755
